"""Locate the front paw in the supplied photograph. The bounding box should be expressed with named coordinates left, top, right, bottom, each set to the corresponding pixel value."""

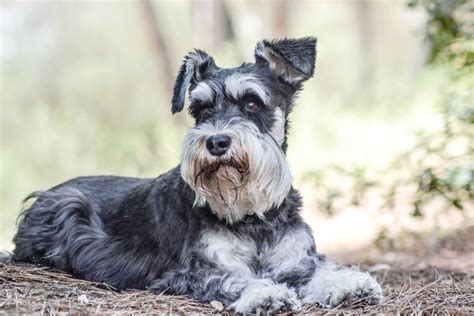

left=323, top=271, right=383, bottom=308
left=301, top=269, right=384, bottom=308
left=229, top=281, right=302, bottom=313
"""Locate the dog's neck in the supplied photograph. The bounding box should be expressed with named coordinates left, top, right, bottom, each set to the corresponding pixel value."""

left=194, top=186, right=303, bottom=231
left=192, top=182, right=292, bottom=224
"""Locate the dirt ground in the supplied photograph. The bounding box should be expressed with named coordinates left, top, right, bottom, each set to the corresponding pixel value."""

left=1, top=227, right=473, bottom=315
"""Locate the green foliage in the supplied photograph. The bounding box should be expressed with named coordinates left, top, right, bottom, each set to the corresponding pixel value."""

left=408, top=0, right=473, bottom=64
left=302, top=0, right=473, bottom=241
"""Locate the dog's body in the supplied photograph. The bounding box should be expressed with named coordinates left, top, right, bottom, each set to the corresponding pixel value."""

left=12, top=38, right=383, bottom=312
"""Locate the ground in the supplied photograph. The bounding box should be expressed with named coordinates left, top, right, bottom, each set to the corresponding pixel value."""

left=1, top=227, right=473, bottom=314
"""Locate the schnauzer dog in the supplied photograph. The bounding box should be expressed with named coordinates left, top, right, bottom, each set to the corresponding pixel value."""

left=12, top=37, right=383, bottom=313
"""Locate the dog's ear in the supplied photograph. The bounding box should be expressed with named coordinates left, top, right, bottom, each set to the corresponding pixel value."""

left=171, top=50, right=216, bottom=114
left=255, top=37, right=317, bottom=85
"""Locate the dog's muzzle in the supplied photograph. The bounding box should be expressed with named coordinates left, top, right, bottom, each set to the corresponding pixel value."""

left=180, top=119, right=292, bottom=223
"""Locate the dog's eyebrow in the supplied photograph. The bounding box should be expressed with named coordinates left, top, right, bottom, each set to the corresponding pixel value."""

left=190, top=82, right=216, bottom=103
left=224, top=73, right=269, bottom=105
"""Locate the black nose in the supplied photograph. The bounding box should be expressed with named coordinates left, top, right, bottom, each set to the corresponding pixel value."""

left=206, top=134, right=232, bottom=156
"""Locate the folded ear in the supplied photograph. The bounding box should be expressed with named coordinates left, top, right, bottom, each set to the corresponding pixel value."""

left=171, top=50, right=216, bottom=114
left=255, top=37, right=317, bottom=85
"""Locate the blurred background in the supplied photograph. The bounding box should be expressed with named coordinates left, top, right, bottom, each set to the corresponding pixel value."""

left=1, top=0, right=472, bottom=263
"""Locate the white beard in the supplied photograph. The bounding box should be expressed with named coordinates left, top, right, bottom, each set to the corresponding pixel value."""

left=180, top=118, right=292, bottom=224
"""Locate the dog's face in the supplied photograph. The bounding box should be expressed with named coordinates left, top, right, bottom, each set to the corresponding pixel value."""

left=172, top=37, right=317, bottom=223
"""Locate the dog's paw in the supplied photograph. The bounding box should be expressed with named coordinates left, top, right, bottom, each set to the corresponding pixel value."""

left=301, top=268, right=384, bottom=308
left=229, top=281, right=302, bottom=314
left=322, top=271, right=383, bottom=308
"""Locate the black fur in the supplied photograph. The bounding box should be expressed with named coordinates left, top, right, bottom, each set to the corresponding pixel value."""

left=255, top=37, right=317, bottom=85
left=171, top=50, right=216, bottom=114
left=13, top=168, right=310, bottom=290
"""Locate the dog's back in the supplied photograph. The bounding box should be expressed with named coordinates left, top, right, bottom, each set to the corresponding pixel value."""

left=13, top=175, right=143, bottom=261
left=12, top=167, right=194, bottom=290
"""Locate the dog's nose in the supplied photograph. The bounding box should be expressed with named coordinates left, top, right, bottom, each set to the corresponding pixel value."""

left=206, top=134, right=231, bottom=156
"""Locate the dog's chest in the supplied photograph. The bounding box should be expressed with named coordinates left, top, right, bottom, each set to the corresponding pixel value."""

left=198, top=228, right=311, bottom=278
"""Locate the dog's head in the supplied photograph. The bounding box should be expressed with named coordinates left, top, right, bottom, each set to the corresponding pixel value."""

left=173, top=37, right=317, bottom=223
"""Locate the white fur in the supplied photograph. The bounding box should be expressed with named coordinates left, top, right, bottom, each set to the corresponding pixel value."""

left=199, top=228, right=256, bottom=277
left=225, top=73, right=269, bottom=105
left=299, top=260, right=384, bottom=308
left=229, top=279, right=302, bottom=313
left=180, top=118, right=292, bottom=223
left=262, top=229, right=315, bottom=278
left=269, top=107, right=286, bottom=146
left=190, top=82, right=215, bottom=103
left=199, top=229, right=303, bottom=313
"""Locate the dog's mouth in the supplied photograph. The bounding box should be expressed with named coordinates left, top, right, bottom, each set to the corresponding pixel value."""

left=201, top=157, right=247, bottom=175
left=195, top=157, right=249, bottom=184
left=192, top=155, right=250, bottom=205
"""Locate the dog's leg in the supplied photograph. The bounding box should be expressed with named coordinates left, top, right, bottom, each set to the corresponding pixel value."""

left=150, top=268, right=302, bottom=313
left=298, top=255, right=384, bottom=308
left=263, top=226, right=383, bottom=309
left=227, top=278, right=302, bottom=313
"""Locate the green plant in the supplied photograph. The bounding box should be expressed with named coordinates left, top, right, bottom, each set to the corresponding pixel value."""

left=301, top=0, right=473, bottom=247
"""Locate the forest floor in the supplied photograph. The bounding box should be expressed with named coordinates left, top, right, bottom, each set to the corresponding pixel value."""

left=1, top=226, right=473, bottom=315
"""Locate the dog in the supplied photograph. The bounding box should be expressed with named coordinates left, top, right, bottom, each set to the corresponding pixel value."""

left=11, top=37, right=383, bottom=313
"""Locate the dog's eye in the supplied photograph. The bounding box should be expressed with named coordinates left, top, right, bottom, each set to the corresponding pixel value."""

left=244, top=98, right=263, bottom=113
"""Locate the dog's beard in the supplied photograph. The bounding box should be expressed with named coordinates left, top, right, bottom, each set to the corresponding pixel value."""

left=180, top=119, right=292, bottom=224
left=194, top=156, right=249, bottom=207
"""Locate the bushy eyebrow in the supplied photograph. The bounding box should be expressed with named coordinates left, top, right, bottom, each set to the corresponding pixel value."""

left=224, top=73, right=270, bottom=105
left=189, top=82, right=216, bottom=103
